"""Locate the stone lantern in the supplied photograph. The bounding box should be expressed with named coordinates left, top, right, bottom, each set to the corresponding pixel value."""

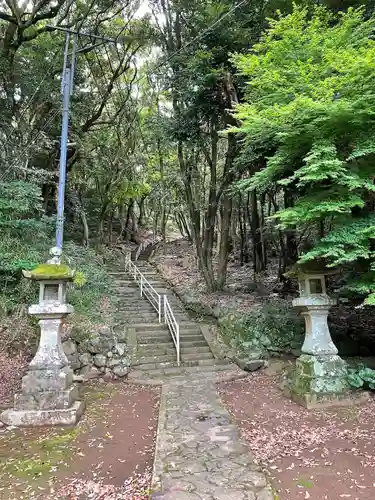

left=286, top=263, right=349, bottom=408
left=1, top=248, right=85, bottom=427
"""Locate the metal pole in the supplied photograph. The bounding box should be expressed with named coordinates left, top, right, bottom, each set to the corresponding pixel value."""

left=56, top=33, right=73, bottom=250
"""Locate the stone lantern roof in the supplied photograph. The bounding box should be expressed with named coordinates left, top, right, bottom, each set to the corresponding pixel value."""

left=285, top=259, right=338, bottom=279
left=22, top=263, right=75, bottom=281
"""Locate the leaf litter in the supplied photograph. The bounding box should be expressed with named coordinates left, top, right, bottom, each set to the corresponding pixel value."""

left=0, top=383, right=160, bottom=500
left=219, top=373, right=375, bottom=499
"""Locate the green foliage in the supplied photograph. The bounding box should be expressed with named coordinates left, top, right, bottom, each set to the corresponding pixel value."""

left=347, top=366, right=375, bottom=390
left=63, top=243, right=112, bottom=316
left=233, top=5, right=375, bottom=301
left=0, top=179, right=112, bottom=323
left=0, top=181, right=54, bottom=312
left=219, top=301, right=304, bottom=356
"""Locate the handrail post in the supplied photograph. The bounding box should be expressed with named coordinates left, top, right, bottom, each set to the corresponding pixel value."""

left=176, top=324, right=180, bottom=366
left=140, top=274, right=143, bottom=297
left=159, top=295, right=162, bottom=323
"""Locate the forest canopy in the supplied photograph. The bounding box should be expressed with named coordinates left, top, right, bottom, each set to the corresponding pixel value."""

left=1, top=0, right=375, bottom=304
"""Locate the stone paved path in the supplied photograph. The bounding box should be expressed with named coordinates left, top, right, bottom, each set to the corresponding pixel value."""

left=151, top=373, right=273, bottom=500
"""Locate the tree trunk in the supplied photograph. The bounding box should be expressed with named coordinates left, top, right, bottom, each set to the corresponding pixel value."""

left=283, top=190, right=298, bottom=268
left=125, top=200, right=134, bottom=241
left=216, top=194, right=232, bottom=290
left=138, top=196, right=146, bottom=226
left=81, top=209, right=89, bottom=246
left=259, top=192, right=267, bottom=269
left=248, top=190, right=264, bottom=273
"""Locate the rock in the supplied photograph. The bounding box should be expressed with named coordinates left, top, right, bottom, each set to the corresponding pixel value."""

left=86, top=330, right=117, bottom=354
left=112, top=365, right=129, bottom=377
left=100, top=366, right=106, bottom=373
left=73, top=374, right=84, bottom=383
left=99, top=325, right=112, bottom=336
left=63, top=340, right=77, bottom=356
left=107, top=358, right=121, bottom=368
left=113, top=343, right=126, bottom=357
left=291, top=348, right=302, bottom=358
left=93, top=354, right=107, bottom=368
left=103, top=369, right=114, bottom=381
left=211, top=306, right=221, bottom=318
left=116, top=328, right=127, bottom=343
left=85, top=366, right=100, bottom=379
left=264, top=360, right=291, bottom=376
left=235, top=358, right=265, bottom=372
left=67, top=353, right=81, bottom=371
left=79, top=365, right=91, bottom=376
left=107, top=351, right=113, bottom=358
left=86, top=336, right=102, bottom=354
left=79, top=353, right=92, bottom=366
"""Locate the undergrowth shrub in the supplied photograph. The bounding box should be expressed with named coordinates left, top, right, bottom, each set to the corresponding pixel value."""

left=347, top=365, right=375, bottom=391
left=0, top=181, right=115, bottom=352
left=0, top=181, right=54, bottom=316
left=63, top=242, right=113, bottom=317
left=219, top=301, right=304, bottom=357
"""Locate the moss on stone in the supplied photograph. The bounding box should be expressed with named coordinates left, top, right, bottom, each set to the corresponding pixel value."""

left=23, top=263, right=75, bottom=281
left=289, top=354, right=349, bottom=400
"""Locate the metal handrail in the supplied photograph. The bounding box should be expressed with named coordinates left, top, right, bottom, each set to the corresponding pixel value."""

left=164, top=295, right=180, bottom=366
left=125, top=254, right=162, bottom=322
left=124, top=253, right=180, bottom=365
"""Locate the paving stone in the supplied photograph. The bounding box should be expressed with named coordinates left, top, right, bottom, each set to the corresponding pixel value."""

left=152, top=375, right=270, bottom=498
left=110, top=262, right=271, bottom=498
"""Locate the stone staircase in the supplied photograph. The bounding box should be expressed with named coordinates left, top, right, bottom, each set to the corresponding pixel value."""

left=109, top=261, right=237, bottom=382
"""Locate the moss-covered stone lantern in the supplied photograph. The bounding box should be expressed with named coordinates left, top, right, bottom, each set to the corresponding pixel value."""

left=285, top=262, right=350, bottom=408
left=0, top=248, right=85, bottom=427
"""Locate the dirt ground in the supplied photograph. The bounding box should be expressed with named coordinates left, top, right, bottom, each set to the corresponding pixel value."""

left=219, top=373, right=375, bottom=500
left=0, top=382, right=160, bottom=500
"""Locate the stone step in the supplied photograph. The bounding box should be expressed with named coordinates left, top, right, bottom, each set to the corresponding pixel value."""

left=119, top=304, right=159, bottom=310
left=182, top=352, right=214, bottom=361
left=136, top=330, right=206, bottom=344
left=118, top=280, right=165, bottom=287
left=138, top=345, right=212, bottom=356
left=116, top=299, right=155, bottom=305
left=137, top=347, right=176, bottom=356
left=134, top=323, right=169, bottom=331
left=138, top=337, right=203, bottom=346
left=118, top=284, right=169, bottom=293
left=131, top=360, right=232, bottom=376
left=116, top=306, right=157, bottom=312
left=137, top=332, right=203, bottom=341
left=134, top=322, right=198, bottom=331
left=179, top=339, right=208, bottom=347
left=133, top=354, right=177, bottom=365
left=132, top=314, right=189, bottom=323
left=138, top=329, right=203, bottom=337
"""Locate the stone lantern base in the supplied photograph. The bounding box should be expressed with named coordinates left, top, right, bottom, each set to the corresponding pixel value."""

left=1, top=366, right=85, bottom=427
left=0, top=253, right=85, bottom=427
left=285, top=354, right=364, bottom=409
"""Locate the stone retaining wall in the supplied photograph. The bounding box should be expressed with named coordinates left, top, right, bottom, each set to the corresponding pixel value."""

left=63, top=325, right=130, bottom=381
